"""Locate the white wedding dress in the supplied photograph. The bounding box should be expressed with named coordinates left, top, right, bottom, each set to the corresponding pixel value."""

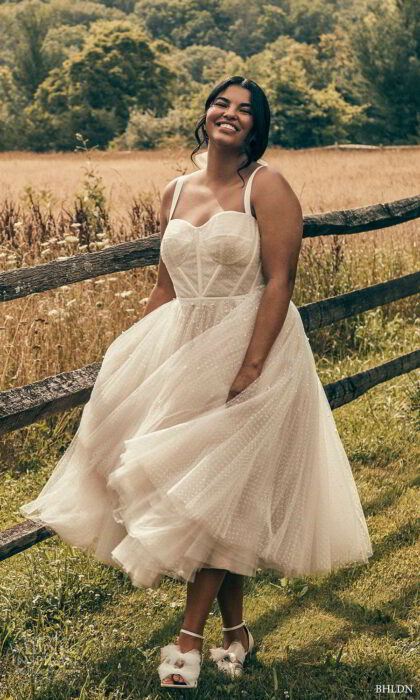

left=20, top=164, right=373, bottom=589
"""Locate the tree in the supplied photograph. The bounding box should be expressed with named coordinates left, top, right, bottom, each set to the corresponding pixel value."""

left=287, top=0, right=336, bottom=44
left=42, top=24, right=88, bottom=72
left=26, top=20, right=177, bottom=150
left=11, top=0, right=51, bottom=101
left=0, top=67, right=28, bottom=150
left=0, top=0, right=129, bottom=101
left=247, top=35, right=368, bottom=147
left=351, top=0, right=420, bottom=143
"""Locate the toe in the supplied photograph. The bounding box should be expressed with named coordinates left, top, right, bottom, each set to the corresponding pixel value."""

left=172, top=673, right=186, bottom=684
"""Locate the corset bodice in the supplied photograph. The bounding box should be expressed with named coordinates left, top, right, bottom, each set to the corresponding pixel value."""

left=160, top=165, right=267, bottom=299
left=160, top=210, right=265, bottom=298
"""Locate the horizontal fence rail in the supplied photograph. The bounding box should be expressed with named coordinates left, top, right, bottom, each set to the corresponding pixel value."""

left=0, top=194, right=419, bottom=303
left=1, top=193, right=419, bottom=561
left=1, top=346, right=418, bottom=562
left=324, top=350, right=419, bottom=409
left=0, top=520, right=55, bottom=562
left=0, top=271, right=418, bottom=435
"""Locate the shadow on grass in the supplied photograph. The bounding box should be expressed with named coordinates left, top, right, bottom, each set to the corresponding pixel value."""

left=246, top=520, right=418, bottom=660
left=18, top=638, right=418, bottom=700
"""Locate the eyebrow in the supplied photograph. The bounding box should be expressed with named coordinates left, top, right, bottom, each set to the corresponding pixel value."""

left=215, top=96, right=252, bottom=107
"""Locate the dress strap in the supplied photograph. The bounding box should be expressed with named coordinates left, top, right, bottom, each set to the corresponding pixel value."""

left=243, top=164, right=267, bottom=215
left=168, top=176, right=186, bottom=221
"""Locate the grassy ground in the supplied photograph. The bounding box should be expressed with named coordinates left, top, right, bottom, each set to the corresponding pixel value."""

left=0, top=370, right=418, bottom=699
left=0, top=148, right=419, bottom=699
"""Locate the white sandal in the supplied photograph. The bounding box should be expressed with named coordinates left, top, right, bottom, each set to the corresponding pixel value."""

left=158, top=628, right=204, bottom=688
left=209, top=621, right=254, bottom=678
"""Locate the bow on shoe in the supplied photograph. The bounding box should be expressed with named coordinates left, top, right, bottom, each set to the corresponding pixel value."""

left=209, top=641, right=246, bottom=678
left=158, top=643, right=201, bottom=687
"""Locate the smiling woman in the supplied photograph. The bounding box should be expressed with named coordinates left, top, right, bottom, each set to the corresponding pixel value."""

left=20, top=75, right=373, bottom=690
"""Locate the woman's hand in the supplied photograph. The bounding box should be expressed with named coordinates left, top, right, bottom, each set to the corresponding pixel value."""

left=225, top=364, right=261, bottom=403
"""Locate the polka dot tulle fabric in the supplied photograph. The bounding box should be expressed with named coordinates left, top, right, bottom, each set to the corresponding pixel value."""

left=20, top=166, right=373, bottom=588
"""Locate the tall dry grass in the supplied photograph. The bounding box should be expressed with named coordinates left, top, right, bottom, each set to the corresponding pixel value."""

left=0, top=147, right=418, bottom=393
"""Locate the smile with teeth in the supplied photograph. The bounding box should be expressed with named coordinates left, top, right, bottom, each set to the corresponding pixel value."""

left=217, top=122, right=237, bottom=132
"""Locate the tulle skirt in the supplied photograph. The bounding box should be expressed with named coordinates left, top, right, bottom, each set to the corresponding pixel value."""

left=20, top=286, right=373, bottom=588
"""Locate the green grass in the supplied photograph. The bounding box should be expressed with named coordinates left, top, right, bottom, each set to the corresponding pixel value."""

left=0, top=341, right=418, bottom=699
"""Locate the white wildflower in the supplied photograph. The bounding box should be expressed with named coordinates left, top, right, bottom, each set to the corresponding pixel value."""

left=64, top=235, right=79, bottom=243
left=115, top=290, right=133, bottom=298
left=13, top=221, right=23, bottom=229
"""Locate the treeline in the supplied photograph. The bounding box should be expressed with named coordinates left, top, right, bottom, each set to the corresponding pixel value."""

left=0, top=0, right=418, bottom=151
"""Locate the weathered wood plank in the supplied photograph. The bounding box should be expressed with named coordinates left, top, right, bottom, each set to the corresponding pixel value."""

left=1, top=348, right=418, bottom=561
left=0, top=237, right=160, bottom=303
left=0, top=363, right=100, bottom=434
left=303, top=194, right=420, bottom=238
left=0, top=271, right=418, bottom=434
left=298, top=270, right=420, bottom=332
left=0, top=520, right=55, bottom=561
left=1, top=194, right=419, bottom=302
left=324, top=350, right=420, bottom=409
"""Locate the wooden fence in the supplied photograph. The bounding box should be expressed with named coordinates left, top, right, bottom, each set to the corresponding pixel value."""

left=1, top=194, right=419, bottom=562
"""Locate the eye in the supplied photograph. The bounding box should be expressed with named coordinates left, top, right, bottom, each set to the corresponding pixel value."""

left=213, top=101, right=252, bottom=114
left=213, top=100, right=251, bottom=114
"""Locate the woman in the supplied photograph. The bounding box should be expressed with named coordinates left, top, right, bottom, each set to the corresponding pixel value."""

left=20, top=76, right=373, bottom=689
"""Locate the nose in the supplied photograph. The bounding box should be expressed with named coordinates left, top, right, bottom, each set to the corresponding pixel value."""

left=222, top=106, right=237, bottom=120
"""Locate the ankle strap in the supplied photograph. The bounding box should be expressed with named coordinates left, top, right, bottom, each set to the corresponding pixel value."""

left=222, top=621, right=245, bottom=631
left=180, top=628, right=204, bottom=639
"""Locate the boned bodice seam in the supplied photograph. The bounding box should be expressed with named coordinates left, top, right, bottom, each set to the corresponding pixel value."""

left=166, top=210, right=257, bottom=232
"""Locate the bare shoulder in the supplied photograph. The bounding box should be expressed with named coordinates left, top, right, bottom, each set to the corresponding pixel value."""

left=161, top=176, right=179, bottom=206
left=252, top=165, right=303, bottom=248
left=253, top=165, right=302, bottom=214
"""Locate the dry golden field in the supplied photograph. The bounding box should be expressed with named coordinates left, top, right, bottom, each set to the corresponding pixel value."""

left=0, top=146, right=419, bottom=214
left=0, top=147, right=418, bottom=393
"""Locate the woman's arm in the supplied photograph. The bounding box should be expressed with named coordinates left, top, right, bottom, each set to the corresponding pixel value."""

left=141, top=180, right=178, bottom=318
left=226, top=167, right=303, bottom=401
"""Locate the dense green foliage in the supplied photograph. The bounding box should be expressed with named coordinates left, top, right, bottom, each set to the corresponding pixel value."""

left=0, top=0, right=418, bottom=150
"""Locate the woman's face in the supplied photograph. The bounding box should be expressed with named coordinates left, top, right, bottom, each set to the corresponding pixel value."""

left=205, top=84, right=254, bottom=149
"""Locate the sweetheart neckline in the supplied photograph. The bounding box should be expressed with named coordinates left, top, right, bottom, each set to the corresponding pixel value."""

left=167, top=210, right=256, bottom=230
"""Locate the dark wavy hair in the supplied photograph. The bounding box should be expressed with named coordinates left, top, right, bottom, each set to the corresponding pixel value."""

left=191, top=75, right=270, bottom=186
